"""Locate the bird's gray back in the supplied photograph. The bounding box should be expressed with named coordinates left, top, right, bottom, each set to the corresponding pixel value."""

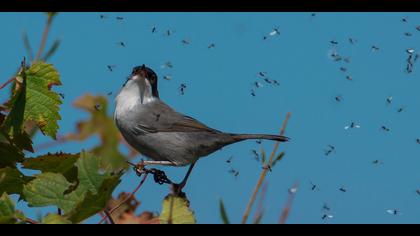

left=115, top=99, right=235, bottom=166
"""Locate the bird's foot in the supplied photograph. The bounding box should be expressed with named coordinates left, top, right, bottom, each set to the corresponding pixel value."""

left=128, top=161, right=174, bottom=185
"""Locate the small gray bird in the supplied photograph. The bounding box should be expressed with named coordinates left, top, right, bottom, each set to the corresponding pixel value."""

left=114, top=65, right=289, bottom=190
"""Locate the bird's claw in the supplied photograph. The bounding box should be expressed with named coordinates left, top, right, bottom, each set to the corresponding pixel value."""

left=149, top=168, right=173, bottom=185
left=131, top=162, right=173, bottom=185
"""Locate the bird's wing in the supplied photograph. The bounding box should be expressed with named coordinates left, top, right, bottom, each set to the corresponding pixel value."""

left=132, top=100, right=220, bottom=135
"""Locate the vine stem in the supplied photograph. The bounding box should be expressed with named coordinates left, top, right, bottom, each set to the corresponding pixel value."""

left=0, top=77, right=16, bottom=90
left=241, top=112, right=291, bottom=224
left=98, top=172, right=149, bottom=224
left=19, top=217, right=39, bottom=224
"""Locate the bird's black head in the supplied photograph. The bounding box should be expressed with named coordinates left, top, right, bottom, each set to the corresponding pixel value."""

left=131, top=64, right=159, bottom=98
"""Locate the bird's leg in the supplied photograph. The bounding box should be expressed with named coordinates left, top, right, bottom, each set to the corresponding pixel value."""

left=172, top=161, right=197, bottom=195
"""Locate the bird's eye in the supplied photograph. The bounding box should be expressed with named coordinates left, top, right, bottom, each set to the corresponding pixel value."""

left=149, top=76, right=156, bottom=83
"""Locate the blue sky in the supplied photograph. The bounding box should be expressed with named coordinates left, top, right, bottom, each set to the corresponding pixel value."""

left=1, top=12, right=420, bottom=224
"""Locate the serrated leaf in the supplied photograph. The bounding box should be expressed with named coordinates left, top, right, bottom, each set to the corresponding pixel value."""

left=22, top=152, right=79, bottom=182
left=69, top=94, right=127, bottom=171
left=65, top=174, right=122, bottom=223
left=0, top=193, right=17, bottom=224
left=160, top=194, right=196, bottom=224
left=0, top=167, right=33, bottom=195
left=23, top=151, right=121, bottom=218
left=25, top=62, right=62, bottom=139
left=23, top=173, right=83, bottom=212
left=219, top=199, right=230, bottom=224
left=41, top=214, right=71, bottom=224
left=0, top=142, right=24, bottom=168
left=2, top=61, right=62, bottom=149
left=1, top=68, right=34, bottom=152
left=74, top=151, right=109, bottom=195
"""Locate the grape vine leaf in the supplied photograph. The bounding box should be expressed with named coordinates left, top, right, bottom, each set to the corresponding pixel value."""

left=2, top=61, right=62, bottom=151
left=41, top=214, right=72, bottom=224
left=22, top=152, right=79, bottom=182
left=23, top=151, right=122, bottom=223
left=24, top=62, right=62, bottom=139
left=0, top=193, right=23, bottom=224
left=159, top=194, right=196, bottom=224
left=0, top=167, right=33, bottom=195
left=68, top=94, right=127, bottom=171
left=0, top=142, right=24, bottom=168
left=65, top=174, right=122, bottom=223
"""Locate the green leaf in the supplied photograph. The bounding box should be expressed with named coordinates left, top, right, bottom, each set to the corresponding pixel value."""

left=2, top=61, right=62, bottom=150
left=22, top=152, right=79, bottom=182
left=41, top=214, right=71, bottom=224
left=0, top=142, right=24, bottom=168
left=1, top=65, right=33, bottom=152
left=69, top=94, right=127, bottom=171
left=74, top=151, right=109, bottom=195
left=23, top=172, right=83, bottom=213
left=65, top=174, right=122, bottom=223
left=219, top=199, right=230, bottom=224
left=160, top=194, right=196, bottom=224
left=0, top=193, right=17, bottom=224
left=23, top=151, right=122, bottom=220
left=25, top=62, right=62, bottom=139
left=0, top=167, right=33, bottom=195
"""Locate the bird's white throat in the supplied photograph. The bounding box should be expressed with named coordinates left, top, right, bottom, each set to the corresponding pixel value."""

left=115, top=76, right=156, bottom=116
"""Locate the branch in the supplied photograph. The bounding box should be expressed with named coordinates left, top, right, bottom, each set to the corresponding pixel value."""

left=252, top=182, right=268, bottom=224
left=241, top=112, right=291, bottom=224
left=0, top=77, right=16, bottom=90
left=18, top=217, right=39, bottom=224
left=104, top=210, right=115, bottom=224
left=98, top=172, right=149, bottom=224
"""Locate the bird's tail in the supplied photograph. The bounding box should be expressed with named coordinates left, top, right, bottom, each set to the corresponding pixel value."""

left=230, top=133, right=289, bottom=142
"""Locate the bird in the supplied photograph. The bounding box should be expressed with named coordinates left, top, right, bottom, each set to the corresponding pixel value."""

left=114, top=65, right=289, bottom=191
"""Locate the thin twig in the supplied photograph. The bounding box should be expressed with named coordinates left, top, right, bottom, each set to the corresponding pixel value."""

left=241, top=112, right=291, bottom=224
left=252, top=182, right=268, bottom=224
left=35, top=14, right=53, bottom=61
left=98, top=212, right=110, bottom=224
left=0, top=77, right=16, bottom=90
left=19, top=217, right=39, bottom=224
left=104, top=210, right=115, bottom=224
left=279, top=182, right=299, bottom=224
left=98, top=172, right=149, bottom=224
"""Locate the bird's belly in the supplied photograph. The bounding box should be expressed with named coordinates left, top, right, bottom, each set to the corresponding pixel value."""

left=123, top=132, right=228, bottom=166
left=123, top=131, right=199, bottom=166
